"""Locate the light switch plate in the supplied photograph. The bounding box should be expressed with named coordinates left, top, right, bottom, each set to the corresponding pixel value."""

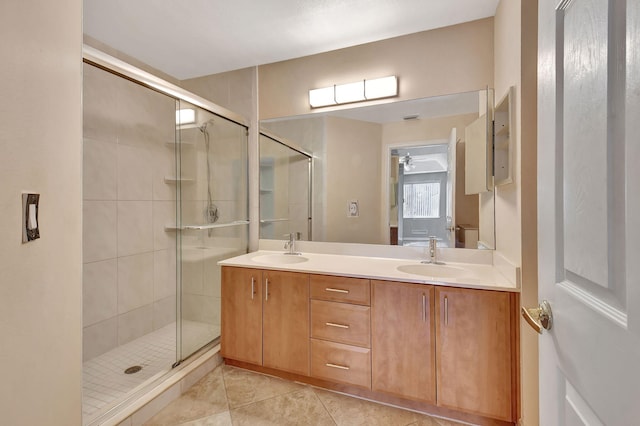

left=22, top=193, right=40, bottom=243
left=347, top=200, right=359, bottom=217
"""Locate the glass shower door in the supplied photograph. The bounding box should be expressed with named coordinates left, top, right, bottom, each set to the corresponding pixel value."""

left=259, top=132, right=312, bottom=240
left=176, top=101, right=248, bottom=360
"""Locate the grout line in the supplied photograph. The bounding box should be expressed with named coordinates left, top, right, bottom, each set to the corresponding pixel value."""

left=310, top=387, right=339, bottom=426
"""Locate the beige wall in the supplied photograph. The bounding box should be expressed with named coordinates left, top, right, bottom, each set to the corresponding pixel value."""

left=0, top=0, right=83, bottom=424
left=493, top=0, right=539, bottom=424
left=325, top=116, right=382, bottom=244
left=258, top=18, right=494, bottom=119
left=182, top=67, right=256, bottom=120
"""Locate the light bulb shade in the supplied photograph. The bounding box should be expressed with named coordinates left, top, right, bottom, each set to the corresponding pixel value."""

left=309, top=86, right=336, bottom=107
left=335, top=81, right=365, bottom=104
left=309, top=76, right=398, bottom=108
left=176, top=108, right=195, bottom=125
left=365, top=76, right=398, bottom=100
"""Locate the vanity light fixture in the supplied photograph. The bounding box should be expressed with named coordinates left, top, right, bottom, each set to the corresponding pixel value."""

left=176, top=108, right=195, bottom=125
left=309, top=76, right=398, bottom=108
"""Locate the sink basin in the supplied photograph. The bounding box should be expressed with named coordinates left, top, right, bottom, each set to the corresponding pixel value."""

left=252, top=254, right=309, bottom=265
left=396, top=263, right=472, bottom=279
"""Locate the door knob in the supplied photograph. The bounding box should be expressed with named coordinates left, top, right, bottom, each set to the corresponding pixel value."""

left=521, top=300, right=553, bottom=334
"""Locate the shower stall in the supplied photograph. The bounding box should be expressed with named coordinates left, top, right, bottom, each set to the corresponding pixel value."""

left=81, top=49, right=248, bottom=424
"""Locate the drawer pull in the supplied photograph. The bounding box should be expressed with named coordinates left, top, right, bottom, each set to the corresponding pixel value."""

left=326, top=362, right=350, bottom=370
left=325, top=287, right=349, bottom=294
left=444, top=295, right=449, bottom=325
left=325, top=322, right=350, bottom=329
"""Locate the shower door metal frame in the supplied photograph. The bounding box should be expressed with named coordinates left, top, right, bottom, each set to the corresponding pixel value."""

left=82, top=44, right=250, bottom=359
left=81, top=44, right=251, bottom=426
left=259, top=130, right=314, bottom=240
left=83, top=46, right=248, bottom=128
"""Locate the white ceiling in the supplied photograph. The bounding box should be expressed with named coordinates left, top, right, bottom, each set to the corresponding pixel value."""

left=83, top=0, right=499, bottom=80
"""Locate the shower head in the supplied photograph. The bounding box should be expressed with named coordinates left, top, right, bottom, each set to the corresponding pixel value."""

left=198, top=118, right=215, bottom=133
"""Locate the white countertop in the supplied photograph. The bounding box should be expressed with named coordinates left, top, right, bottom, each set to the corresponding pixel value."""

left=219, top=250, right=519, bottom=292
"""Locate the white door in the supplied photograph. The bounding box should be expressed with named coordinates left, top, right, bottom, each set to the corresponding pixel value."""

left=537, top=1, right=640, bottom=425
left=446, top=128, right=456, bottom=247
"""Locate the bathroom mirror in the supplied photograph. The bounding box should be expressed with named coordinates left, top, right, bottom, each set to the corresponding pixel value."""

left=260, top=89, right=495, bottom=249
left=259, top=131, right=313, bottom=241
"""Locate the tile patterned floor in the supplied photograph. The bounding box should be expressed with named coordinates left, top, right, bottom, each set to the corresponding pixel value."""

left=144, top=365, right=468, bottom=426
left=83, top=321, right=218, bottom=424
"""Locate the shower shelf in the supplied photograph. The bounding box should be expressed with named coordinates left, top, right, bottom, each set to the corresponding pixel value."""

left=259, top=218, right=289, bottom=224
left=164, top=176, right=194, bottom=183
left=165, top=220, right=250, bottom=232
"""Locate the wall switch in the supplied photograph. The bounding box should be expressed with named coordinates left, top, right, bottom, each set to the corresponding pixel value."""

left=347, top=200, right=359, bottom=217
left=22, top=193, right=40, bottom=243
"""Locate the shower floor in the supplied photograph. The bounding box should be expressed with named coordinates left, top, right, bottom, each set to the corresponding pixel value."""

left=82, top=320, right=218, bottom=424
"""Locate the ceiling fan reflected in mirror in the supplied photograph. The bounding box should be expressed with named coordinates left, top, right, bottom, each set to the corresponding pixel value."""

left=402, top=153, right=414, bottom=171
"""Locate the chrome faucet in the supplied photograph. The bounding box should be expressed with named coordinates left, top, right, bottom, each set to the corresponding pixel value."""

left=422, top=236, right=444, bottom=264
left=284, top=232, right=302, bottom=255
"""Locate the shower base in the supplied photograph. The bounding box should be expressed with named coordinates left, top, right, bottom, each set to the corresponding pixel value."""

left=82, top=320, right=218, bottom=424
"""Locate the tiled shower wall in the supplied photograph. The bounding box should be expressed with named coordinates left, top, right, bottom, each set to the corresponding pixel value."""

left=82, top=63, right=177, bottom=361
left=178, top=121, right=249, bottom=353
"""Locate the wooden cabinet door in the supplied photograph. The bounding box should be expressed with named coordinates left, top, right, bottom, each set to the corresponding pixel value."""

left=371, top=280, right=436, bottom=404
left=221, top=266, right=263, bottom=365
left=262, top=270, right=310, bottom=376
left=435, top=287, right=514, bottom=421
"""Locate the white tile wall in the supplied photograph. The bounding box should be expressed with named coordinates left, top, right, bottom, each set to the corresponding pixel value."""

left=83, top=64, right=178, bottom=363
left=117, top=201, right=154, bottom=256
left=152, top=201, right=176, bottom=249
left=153, top=296, right=176, bottom=330
left=83, top=64, right=121, bottom=144
left=83, top=259, right=118, bottom=326
left=118, top=304, right=154, bottom=345
left=182, top=293, right=215, bottom=324
left=153, top=249, right=177, bottom=300
left=83, top=201, right=118, bottom=263
left=83, top=317, right=118, bottom=361
left=152, top=147, right=177, bottom=201
left=83, top=138, right=117, bottom=200
left=117, top=144, right=153, bottom=201
left=117, top=253, right=154, bottom=314
left=182, top=255, right=204, bottom=295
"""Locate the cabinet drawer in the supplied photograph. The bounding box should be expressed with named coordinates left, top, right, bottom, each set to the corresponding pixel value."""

left=311, top=339, right=371, bottom=389
left=310, top=275, right=370, bottom=305
left=311, top=300, right=370, bottom=347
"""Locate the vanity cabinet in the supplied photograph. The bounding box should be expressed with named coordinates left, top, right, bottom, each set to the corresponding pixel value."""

left=371, top=280, right=436, bottom=404
left=221, top=266, right=310, bottom=376
left=262, top=269, right=310, bottom=376
left=221, top=267, right=262, bottom=365
left=309, top=275, right=372, bottom=388
left=435, top=287, right=515, bottom=421
left=221, top=265, right=517, bottom=423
